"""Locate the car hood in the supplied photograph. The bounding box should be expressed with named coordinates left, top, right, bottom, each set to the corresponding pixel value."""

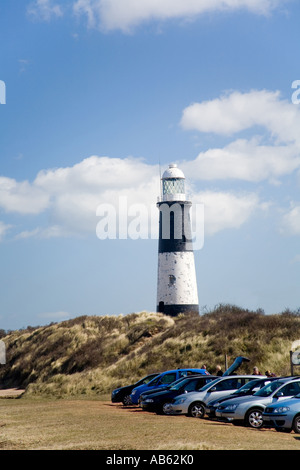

left=265, top=396, right=300, bottom=410
left=174, top=390, right=205, bottom=403
left=112, top=384, right=133, bottom=393
left=208, top=393, right=249, bottom=406
left=142, top=389, right=174, bottom=400
left=216, top=395, right=260, bottom=407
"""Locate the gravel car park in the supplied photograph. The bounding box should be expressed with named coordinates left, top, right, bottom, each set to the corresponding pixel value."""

left=215, top=377, right=300, bottom=428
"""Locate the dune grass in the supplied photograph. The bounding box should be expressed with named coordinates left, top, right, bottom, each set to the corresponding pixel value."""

left=0, top=305, right=299, bottom=398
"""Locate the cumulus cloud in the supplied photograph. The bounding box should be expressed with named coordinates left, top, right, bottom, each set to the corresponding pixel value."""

left=0, top=176, right=50, bottom=215
left=180, top=90, right=300, bottom=184
left=182, top=138, right=300, bottom=184
left=73, top=0, right=284, bottom=32
left=27, top=0, right=63, bottom=21
left=0, top=155, right=263, bottom=241
left=191, top=190, right=263, bottom=236
left=181, top=89, right=300, bottom=143
left=281, top=204, right=300, bottom=235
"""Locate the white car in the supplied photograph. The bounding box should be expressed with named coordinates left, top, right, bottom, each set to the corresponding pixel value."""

left=168, top=375, right=258, bottom=418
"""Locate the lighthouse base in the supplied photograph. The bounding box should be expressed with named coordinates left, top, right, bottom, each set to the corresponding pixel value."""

left=157, top=303, right=199, bottom=317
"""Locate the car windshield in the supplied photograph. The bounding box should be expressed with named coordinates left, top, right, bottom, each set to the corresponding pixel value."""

left=254, top=380, right=284, bottom=397
left=231, top=379, right=263, bottom=395
left=169, top=378, right=191, bottom=390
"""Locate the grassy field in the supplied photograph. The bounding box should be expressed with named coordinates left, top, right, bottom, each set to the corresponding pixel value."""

left=0, top=395, right=299, bottom=450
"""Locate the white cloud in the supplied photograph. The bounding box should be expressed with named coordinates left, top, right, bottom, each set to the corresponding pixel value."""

left=282, top=204, right=300, bottom=235
left=0, top=155, right=263, bottom=240
left=27, top=0, right=63, bottom=21
left=192, top=190, right=263, bottom=236
left=182, top=138, right=300, bottom=184
left=181, top=90, right=300, bottom=143
left=73, top=0, right=284, bottom=32
left=180, top=90, right=300, bottom=184
left=0, top=176, right=49, bottom=215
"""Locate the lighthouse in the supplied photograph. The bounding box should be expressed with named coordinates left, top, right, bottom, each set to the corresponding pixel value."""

left=156, top=163, right=199, bottom=317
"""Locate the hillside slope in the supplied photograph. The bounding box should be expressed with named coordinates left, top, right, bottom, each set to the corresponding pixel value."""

left=0, top=305, right=299, bottom=397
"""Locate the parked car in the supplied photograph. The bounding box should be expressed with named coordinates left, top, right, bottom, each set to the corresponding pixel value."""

left=111, top=373, right=159, bottom=405
left=168, top=375, right=257, bottom=418
left=140, top=375, right=218, bottom=414
left=205, top=377, right=278, bottom=419
left=130, top=368, right=208, bottom=405
left=262, top=392, right=300, bottom=433
left=138, top=375, right=201, bottom=403
left=215, top=377, right=300, bottom=429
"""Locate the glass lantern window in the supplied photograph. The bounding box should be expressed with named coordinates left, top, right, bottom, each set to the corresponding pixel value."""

left=163, top=178, right=185, bottom=195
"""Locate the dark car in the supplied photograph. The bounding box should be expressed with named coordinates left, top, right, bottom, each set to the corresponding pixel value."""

left=111, top=373, right=159, bottom=405
left=138, top=375, right=203, bottom=402
left=140, top=375, right=218, bottom=414
left=205, top=377, right=279, bottom=419
left=130, top=368, right=209, bottom=404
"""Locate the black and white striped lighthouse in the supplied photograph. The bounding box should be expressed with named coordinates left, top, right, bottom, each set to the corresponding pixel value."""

left=156, top=163, right=199, bottom=317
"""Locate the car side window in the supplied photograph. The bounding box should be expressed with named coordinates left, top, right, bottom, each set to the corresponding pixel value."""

left=178, top=371, right=190, bottom=378
left=160, top=373, right=176, bottom=384
left=278, top=382, right=300, bottom=397
left=215, top=378, right=242, bottom=391
left=184, top=381, right=198, bottom=392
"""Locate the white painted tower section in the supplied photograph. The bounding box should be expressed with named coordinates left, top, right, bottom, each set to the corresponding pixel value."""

left=156, top=164, right=199, bottom=317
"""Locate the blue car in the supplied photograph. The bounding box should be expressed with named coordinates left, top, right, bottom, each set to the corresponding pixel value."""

left=263, top=392, right=300, bottom=433
left=130, top=368, right=208, bottom=404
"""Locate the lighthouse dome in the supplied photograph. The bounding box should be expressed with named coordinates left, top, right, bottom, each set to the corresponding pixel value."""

left=162, top=163, right=185, bottom=180
left=161, top=164, right=186, bottom=202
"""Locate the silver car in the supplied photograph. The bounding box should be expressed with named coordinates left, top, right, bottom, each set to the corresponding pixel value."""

left=168, top=375, right=257, bottom=418
left=262, top=393, right=300, bottom=433
left=215, top=377, right=300, bottom=429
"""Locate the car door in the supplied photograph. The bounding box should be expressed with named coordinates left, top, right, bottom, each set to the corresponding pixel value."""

left=204, top=378, right=244, bottom=402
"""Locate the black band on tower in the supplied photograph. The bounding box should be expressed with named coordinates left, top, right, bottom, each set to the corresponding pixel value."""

left=157, top=201, right=193, bottom=253
left=157, top=303, right=199, bottom=316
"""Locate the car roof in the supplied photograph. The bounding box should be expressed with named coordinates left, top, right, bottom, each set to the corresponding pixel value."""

left=219, top=375, right=267, bottom=379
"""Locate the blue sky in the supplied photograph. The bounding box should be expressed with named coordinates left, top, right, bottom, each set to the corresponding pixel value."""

left=1, top=0, right=300, bottom=330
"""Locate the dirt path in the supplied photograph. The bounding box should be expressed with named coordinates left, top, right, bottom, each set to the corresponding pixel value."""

left=0, top=389, right=25, bottom=397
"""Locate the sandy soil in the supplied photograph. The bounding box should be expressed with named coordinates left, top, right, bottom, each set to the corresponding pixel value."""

left=0, top=388, right=25, bottom=397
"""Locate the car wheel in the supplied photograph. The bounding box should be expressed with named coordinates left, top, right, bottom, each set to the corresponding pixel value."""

left=161, top=403, right=172, bottom=415
left=188, top=401, right=205, bottom=418
left=292, top=415, right=300, bottom=434
left=245, top=408, right=264, bottom=428
left=122, top=395, right=132, bottom=406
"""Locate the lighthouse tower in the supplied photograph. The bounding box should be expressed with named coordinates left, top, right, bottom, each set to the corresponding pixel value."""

left=156, top=164, right=199, bottom=317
